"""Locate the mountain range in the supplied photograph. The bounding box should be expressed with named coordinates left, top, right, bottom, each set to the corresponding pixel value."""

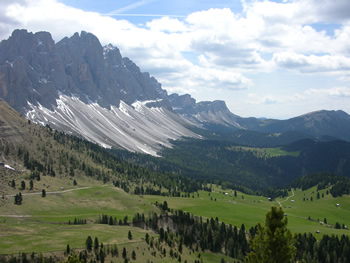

left=1, top=29, right=350, bottom=156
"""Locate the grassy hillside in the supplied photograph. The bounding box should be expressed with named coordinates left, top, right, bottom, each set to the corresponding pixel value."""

left=1, top=178, right=349, bottom=259
left=0, top=174, right=240, bottom=262
left=144, top=185, right=350, bottom=238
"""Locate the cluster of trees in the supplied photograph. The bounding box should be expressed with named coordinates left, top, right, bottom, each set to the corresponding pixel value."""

left=131, top=203, right=250, bottom=261
left=291, top=172, right=344, bottom=191
left=330, top=180, right=350, bottom=197
left=295, top=232, right=350, bottom=263
left=98, top=214, right=128, bottom=226
left=290, top=172, right=350, bottom=197
left=68, top=218, right=87, bottom=225
left=83, top=236, right=135, bottom=263
left=170, top=210, right=249, bottom=260
left=10, top=179, right=34, bottom=190
left=1, top=252, right=59, bottom=263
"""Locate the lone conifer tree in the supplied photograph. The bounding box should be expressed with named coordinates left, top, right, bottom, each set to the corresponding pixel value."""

left=86, top=236, right=93, bottom=251
left=245, top=206, right=297, bottom=263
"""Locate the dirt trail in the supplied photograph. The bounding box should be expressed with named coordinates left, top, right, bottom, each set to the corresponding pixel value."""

left=4, top=186, right=92, bottom=198
left=278, top=189, right=295, bottom=207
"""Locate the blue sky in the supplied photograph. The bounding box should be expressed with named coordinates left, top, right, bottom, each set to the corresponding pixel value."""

left=1, top=0, right=350, bottom=119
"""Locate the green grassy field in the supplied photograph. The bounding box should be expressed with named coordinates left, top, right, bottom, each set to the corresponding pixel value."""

left=0, top=180, right=242, bottom=262
left=144, top=186, right=350, bottom=238
left=0, top=176, right=349, bottom=261
left=228, top=146, right=300, bottom=158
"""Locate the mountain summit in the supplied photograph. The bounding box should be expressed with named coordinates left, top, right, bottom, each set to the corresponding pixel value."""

left=0, top=29, right=198, bottom=155
left=0, top=29, right=169, bottom=112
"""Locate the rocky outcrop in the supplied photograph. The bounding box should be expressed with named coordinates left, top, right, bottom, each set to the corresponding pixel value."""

left=169, top=93, right=243, bottom=128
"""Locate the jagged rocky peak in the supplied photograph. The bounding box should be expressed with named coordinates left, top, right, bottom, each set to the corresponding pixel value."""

left=0, top=29, right=55, bottom=63
left=0, top=29, right=170, bottom=113
left=196, top=100, right=229, bottom=112
left=169, top=93, right=230, bottom=115
left=0, top=29, right=60, bottom=112
left=103, top=44, right=123, bottom=64
left=169, top=93, right=196, bottom=111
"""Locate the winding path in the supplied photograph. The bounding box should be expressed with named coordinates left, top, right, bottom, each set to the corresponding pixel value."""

left=278, top=189, right=295, bottom=207
left=4, top=186, right=92, bottom=198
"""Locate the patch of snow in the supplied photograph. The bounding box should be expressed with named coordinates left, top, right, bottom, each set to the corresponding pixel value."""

left=4, top=164, right=15, bottom=170
left=6, top=61, right=14, bottom=67
left=119, top=101, right=134, bottom=119
left=32, top=88, right=40, bottom=94
left=39, top=78, right=48, bottom=84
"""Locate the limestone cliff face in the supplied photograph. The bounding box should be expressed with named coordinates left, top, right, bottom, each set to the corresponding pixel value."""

left=0, top=30, right=197, bottom=155
left=169, top=93, right=243, bottom=128
left=0, top=29, right=168, bottom=113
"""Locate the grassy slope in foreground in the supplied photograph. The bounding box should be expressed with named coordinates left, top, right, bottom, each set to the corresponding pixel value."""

left=144, top=185, right=350, bottom=238
left=0, top=176, right=239, bottom=262
left=0, top=174, right=349, bottom=261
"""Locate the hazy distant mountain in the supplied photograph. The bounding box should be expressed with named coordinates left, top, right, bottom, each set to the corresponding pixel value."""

left=169, top=93, right=350, bottom=141
left=257, top=110, right=350, bottom=141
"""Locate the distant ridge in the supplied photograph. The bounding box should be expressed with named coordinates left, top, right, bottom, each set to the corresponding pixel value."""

left=169, top=93, right=350, bottom=141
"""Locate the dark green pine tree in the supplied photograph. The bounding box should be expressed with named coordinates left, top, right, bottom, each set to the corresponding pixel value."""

left=29, top=180, right=34, bottom=190
left=100, top=248, right=105, bottom=263
left=245, top=206, right=297, bottom=263
left=11, top=179, right=16, bottom=188
left=123, top=215, right=128, bottom=225
left=128, top=230, right=132, bottom=240
left=86, top=236, right=93, bottom=251
left=94, top=237, right=99, bottom=250
left=14, top=193, right=23, bottom=205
